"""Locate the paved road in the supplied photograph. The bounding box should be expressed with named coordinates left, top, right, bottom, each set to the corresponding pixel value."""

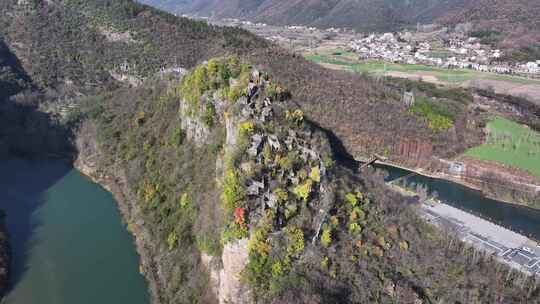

left=421, top=202, right=540, bottom=276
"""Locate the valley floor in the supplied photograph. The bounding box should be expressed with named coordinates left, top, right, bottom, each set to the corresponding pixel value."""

left=305, top=51, right=540, bottom=104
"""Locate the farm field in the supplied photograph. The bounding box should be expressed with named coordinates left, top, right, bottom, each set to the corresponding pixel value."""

left=305, top=50, right=540, bottom=86
left=464, top=117, right=540, bottom=180
left=305, top=49, right=540, bottom=104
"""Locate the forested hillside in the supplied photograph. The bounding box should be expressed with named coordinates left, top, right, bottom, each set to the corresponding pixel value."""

left=141, top=0, right=460, bottom=32
left=0, top=0, right=264, bottom=94
left=0, top=38, right=71, bottom=157
left=77, top=57, right=539, bottom=303
left=0, top=0, right=264, bottom=157
left=437, top=0, right=540, bottom=61
left=1, top=0, right=539, bottom=302
left=142, top=0, right=540, bottom=60
left=1, top=0, right=481, bottom=164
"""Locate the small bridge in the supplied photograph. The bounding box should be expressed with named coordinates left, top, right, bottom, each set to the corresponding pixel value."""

left=359, top=155, right=379, bottom=170
left=358, top=154, right=386, bottom=171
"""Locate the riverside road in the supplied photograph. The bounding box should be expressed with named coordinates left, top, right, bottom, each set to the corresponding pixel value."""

left=421, top=202, right=540, bottom=276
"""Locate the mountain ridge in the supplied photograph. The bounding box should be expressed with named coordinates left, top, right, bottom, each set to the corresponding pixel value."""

left=0, top=0, right=539, bottom=303
left=140, top=0, right=462, bottom=31
left=141, top=0, right=540, bottom=57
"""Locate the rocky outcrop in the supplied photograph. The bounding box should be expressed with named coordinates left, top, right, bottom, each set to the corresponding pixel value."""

left=74, top=71, right=253, bottom=303
left=201, top=240, right=251, bottom=304
left=73, top=60, right=337, bottom=303
left=219, top=240, right=250, bottom=304
left=180, top=95, right=211, bottom=147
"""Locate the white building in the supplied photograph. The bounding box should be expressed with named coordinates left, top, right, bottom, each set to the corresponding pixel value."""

left=526, top=62, right=539, bottom=74
left=449, top=162, right=465, bottom=175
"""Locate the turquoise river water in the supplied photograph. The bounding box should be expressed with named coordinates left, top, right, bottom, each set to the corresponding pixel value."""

left=0, top=159, right=149, bottom=304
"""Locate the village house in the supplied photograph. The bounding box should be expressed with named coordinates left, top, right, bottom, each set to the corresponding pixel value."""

left=347, top=32, right=539, bottom=78
left=526, top=62, right=539, bottom=74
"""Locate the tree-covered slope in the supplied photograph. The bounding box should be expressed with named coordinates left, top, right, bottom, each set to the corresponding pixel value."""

left=140, top=0, right=464, bottom=31
left=76, top=57, right=540, bottom=303
left=0, top=0, right=265, bottom=157
left=0, top=0, right=265, bottom=94
left=142, top=0, right=540, bottom=58
left=1, top=0, right=481, bottom=165
left=0, top=38, right=71, bottom=157
left=437, top=0, right=540, bottom=60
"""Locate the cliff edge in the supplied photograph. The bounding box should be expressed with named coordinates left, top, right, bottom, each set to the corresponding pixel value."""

left=74, top=57, right=539, bottom=303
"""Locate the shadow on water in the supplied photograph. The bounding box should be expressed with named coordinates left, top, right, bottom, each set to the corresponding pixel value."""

left=0, top=159, right=72, bottom=292
left=1, top=39, right=80, bottom=291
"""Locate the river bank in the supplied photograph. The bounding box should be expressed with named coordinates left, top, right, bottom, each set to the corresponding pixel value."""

left=389, top=184, right=540, bottom=276
left=74, top=156, right=162, bottom=304
left=379, top=161, right=540, bottom=240
left=367, top=157, right=540, bottom=210
left=73, top=117, right=216, bottom=304
left=0, top=159, right=149, bottom=304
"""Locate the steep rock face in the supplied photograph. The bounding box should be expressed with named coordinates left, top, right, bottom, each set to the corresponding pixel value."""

left=77, top=57, right=540, bottom=304
left=218, top=240, right=250, bottom=304
left=348, top=133, right=435, bottom=167
left=180, top=106, right=211, bottom=147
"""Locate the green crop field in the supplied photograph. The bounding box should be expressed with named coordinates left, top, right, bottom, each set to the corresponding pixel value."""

left=304, top=50, right=540, bottom=86
left=465, top=117, right=540, bottom=180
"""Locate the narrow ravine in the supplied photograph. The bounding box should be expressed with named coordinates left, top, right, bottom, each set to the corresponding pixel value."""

left=0, top=159, right=150, bottom=304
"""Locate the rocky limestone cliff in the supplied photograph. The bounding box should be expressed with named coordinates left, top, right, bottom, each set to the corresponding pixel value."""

left=72, top=56, right=540, bottom=304
left=73, top=58, right=337, bottom=303
left=72, top=60, right=260, bottom=303
left=201, top=239, right=251, bottom=304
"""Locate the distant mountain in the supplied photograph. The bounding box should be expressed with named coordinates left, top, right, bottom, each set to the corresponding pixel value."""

left=148, top=0, right=540, bottom=35
left=439, top=0, right=540, bottom=30
left=139, top=0, right=463, bottom=32
left=141, top=0, right=540, bottom=59
left=437, top=0, right=540, bottom=59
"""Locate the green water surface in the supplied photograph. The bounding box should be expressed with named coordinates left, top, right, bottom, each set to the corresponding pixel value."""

left=0, top=159, right=150, bottom=304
